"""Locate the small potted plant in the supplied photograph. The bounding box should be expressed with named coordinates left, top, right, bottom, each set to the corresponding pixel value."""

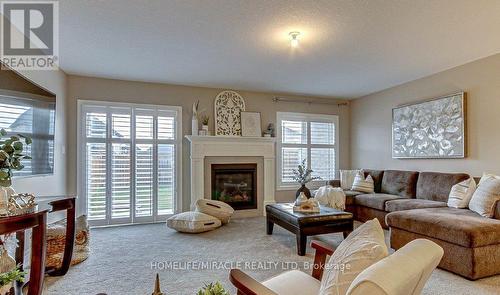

left=197, top=282, right=230, bottom=295
left=292, top=159, right=321, bottom=199
left=0, top=265, right=26, bottom=295
left=0, top=129, right=31, bottom=216
left=200, top=115, right=209, bottom=133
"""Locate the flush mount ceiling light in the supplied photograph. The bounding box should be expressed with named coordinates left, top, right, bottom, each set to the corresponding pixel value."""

left=289, top=31, right=300, bottom=47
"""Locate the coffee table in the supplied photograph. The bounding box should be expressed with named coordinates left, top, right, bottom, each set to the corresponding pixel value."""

left=266, top=203, right=353, bottom=256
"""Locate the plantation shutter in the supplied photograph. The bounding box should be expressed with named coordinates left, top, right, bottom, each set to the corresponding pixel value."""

left=81, top=103, right=180, bottom=225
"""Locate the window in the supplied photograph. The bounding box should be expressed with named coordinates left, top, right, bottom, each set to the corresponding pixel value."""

left=0, top=93, right=55, bottom=176
left=79, top=101, right=181, bottom=226
left=276, top=112, right=338, bottom=189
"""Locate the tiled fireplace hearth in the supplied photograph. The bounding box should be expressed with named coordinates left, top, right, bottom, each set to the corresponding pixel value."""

left=185, top=135, right=276, bottom=216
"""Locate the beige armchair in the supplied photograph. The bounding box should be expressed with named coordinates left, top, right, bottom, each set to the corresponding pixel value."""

left=229, top=239, right=443, bottom=295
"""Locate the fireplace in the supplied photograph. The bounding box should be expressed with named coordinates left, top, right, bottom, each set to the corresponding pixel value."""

left=211, top=163, right=257, bottom=210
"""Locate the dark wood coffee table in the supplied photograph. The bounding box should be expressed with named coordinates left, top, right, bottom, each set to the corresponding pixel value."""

left=266, top=203, right=353, bottom=256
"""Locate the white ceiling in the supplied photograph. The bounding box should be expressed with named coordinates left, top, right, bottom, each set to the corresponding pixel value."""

left=59, top=0, right=500, bottom=98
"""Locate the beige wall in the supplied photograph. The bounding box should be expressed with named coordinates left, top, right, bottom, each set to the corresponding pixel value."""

left=350, top=53, right=500, bottom=176
left=6, top=69, right=69, bottom=197
left=67, top=75, right=350, bottom=210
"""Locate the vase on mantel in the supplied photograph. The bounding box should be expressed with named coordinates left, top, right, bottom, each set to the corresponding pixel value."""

left=192, top=118, right=199, bottom=136
left=295, top=184, right=311, bottom=199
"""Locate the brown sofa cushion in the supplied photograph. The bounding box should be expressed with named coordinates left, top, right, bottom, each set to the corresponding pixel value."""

left=344, top=190, right=363, bottom=205
left=386, top=207, right=500, bottom=247
left=362, top=169, right=384, bottom=193
left=381, top=170, right=419, bottom=198
left=354, top=193, right=404, bottom=211
left=385, top=199, right=447, bottom=212
left=416, top=172, right=470, bottom=202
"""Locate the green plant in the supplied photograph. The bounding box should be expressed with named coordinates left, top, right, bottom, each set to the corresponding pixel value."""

left=0, top=266, right=26, bottom=287
left=292, top=159, right=321, bottom=185
left=196, top=282, right=230, bottom=295
left=0, top=129, right=31, bottom=187
left=200, top=115, right=210, bottom=125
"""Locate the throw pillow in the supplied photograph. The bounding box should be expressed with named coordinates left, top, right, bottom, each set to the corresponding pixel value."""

left=319, top=218, right=388, bottom=295
left=340, top=170, right=361, bottom=190
left=196, top=199, right=234, bottom=224
left=167, top=211, right=221, bottom=233
left=478, top=172, right=500, bottom=185
left=469, top=177, right=500, bottom=218
left=447, top=178, right=476, bottom=208
left=351, top=171, right=375, bottom=193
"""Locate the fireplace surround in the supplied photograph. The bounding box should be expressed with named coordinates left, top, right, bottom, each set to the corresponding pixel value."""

left=185, top=135, right=276, bottom=216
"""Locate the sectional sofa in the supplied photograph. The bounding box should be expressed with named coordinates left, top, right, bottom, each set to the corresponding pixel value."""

left=329, top=169, right=500, bottom=280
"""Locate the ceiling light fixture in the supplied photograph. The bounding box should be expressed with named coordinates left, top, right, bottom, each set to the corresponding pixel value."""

left=289, top=31, right=300, bottom=47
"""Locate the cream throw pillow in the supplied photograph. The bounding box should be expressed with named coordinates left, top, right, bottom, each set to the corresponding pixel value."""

left=469, top=177, right=500, bottom=218
left=319, top=218, right=388, bottom=295
left=447, top=178, right=476, bottom=208
left=340, top=170, right=361, bottom=190
left=196, top=199, right=234, bottom=224
left=351, top=171, right=375, bottom=193
left=478, top=172, right=500, bottom=185
left=166, top=211, right=221, bottom=233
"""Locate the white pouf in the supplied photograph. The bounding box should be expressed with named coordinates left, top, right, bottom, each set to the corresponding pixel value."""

left=195, top=199, right=234, bottom=224
left=166, top=211, right=221, bottom=233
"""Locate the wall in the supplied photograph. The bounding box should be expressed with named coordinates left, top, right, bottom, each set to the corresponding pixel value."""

left=66, top=75, right=350, bottom=211
left=350, top=53, right=500, bottom=176
left=2, top=68, right=69, bottom=197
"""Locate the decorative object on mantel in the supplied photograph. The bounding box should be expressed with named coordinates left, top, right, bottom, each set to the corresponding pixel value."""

left=151, top=273, right=164, bottom=295
left=200, top=114, right=210, bottom=135
left=214, top=90, right=245, bottom=136
left=392, top=92, right=466, bottom=159
left=7, top=193, right=36, bottom=216
left=0, top=129, right=32, bottom=216
left=191, top=100, right=200, bottom=136
left=292, top=159, right=321, bottom=198
left=263, top=123, right=274, bottom=137
left=240, top=111, right=262, bottom=137
left=293, top=197, right=320, bottom=213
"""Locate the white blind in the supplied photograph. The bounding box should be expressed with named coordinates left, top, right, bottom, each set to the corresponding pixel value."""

left=81, top=103, right=180, bottom=225
left=277, top=112, right=338, bottom=188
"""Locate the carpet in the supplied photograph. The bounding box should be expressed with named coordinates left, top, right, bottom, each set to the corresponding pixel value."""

left=44, top=217, right=500, bottom=295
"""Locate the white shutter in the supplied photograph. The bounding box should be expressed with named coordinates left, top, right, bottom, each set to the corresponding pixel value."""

left=277, top=112, right=339, bottom=189
left=81, top=102, right=181, bottom=225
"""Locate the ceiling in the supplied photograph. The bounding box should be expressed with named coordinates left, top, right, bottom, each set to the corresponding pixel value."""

left=59, top=0, right=500, bottom=99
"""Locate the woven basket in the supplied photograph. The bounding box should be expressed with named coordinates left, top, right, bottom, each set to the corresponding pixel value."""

left=46, top=215, right=90, bottom=269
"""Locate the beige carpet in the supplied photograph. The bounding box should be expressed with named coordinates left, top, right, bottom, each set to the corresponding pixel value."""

left=45, top=217, right=500, bottom=295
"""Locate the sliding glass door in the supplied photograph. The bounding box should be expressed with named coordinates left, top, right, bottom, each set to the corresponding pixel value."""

left=80, top=101, right=181, bottom=226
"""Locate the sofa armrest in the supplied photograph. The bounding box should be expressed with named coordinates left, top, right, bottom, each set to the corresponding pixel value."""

left=229, top=269, right=277, bottom=295
left=328, top=180, right=341, bottom=188
left=311, top=240, right=336, bottom=280
left=494, top=200, right=500, bottom=220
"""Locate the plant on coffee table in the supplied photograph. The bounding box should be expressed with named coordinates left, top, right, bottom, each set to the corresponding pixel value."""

left=292, top=159, right=321, bottom=198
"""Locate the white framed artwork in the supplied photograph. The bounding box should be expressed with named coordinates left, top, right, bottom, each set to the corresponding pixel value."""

left=241, top=112, right=262, bottom=137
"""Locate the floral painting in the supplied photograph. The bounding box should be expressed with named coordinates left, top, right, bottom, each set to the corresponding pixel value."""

left=392, top=93, right=466, bottom=158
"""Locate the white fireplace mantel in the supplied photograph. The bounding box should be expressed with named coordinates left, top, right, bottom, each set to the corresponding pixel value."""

left=185, top=135, right=276, bottom=214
